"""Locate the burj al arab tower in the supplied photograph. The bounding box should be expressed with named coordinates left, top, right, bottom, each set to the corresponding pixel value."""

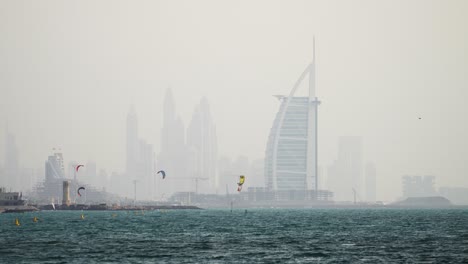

left=265, top=41, right=320, bottom=194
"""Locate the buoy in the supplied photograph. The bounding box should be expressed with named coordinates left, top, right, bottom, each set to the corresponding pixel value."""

left=33, top=217, right=38, bottom=223
left=81, top=214, right=85, bottom=220
left=15, top=218, right=20, bottom=226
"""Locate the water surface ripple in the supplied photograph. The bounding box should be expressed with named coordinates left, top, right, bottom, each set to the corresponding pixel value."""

left=1, top=209, right=467, bottom=263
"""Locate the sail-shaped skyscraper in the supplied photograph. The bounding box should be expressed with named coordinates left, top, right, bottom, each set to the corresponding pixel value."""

left=265, top=41, right=320, bottom=194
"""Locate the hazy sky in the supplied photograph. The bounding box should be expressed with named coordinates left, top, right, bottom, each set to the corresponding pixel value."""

left=1, top=0, right=467, bottom=200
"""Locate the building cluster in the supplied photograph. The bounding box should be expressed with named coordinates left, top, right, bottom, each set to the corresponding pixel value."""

left=4, top=51, right=468, bottom=206
left=115, top=105, right=155, bottom=200
left=32, top=151, right=118, bottom=204
left=123, top=89, right=219, bottom=200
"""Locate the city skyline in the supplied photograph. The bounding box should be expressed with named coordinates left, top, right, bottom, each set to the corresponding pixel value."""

left=2, top=2, right=467, bottom=263
left=0, top=80, right=466, bottom=201
left=1, top=1, right=468, bottom=201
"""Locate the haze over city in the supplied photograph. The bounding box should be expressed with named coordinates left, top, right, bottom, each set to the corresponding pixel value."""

left=2, top=1, right=468, bottom=263
left=1, top=0, right=467, bottom=202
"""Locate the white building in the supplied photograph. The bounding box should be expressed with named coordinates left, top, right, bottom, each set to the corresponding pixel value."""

left=264, top=41, right=320, bottom=192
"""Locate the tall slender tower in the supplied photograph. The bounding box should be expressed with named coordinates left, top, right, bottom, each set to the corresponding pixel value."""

left=4, top=125, right=19, bottom=190
left=158, top=88, right=188, bottom=195
left=307, top=38, right=321, bottom=193
left=126, top=106, right=139, bottom=179
left=186, top=97, right=218, bottom=193
left=265, top=40, right=320, bottom=193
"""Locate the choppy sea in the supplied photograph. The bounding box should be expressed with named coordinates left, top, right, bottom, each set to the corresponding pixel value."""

left=1, top=209, right=467, bottom=263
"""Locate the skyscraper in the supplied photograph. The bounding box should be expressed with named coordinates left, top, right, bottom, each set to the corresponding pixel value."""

left=124, top=106, right=154, bottom=200
left=137, top=139, right=154, bottom=200
left=264, top=41, right=320, bottom=192
left=36, top=150, right=67, bottom=202
left=126, top=105, right=139, bottom=180
left=45, top=151, right=65, bottom=181
left=3, top=126, right=19, bottom=190
left=158, top=88, right=188, bottom=195
left=186, top=98, right=218, bottom=193
left=327, top=137, right=363, bottom=202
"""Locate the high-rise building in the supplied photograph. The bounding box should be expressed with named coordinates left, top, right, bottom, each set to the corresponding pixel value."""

left=33, top=150, right=67, bottom=203
left=186, top=97, right=218, bottom=193
left=3, top=127, right=19, bottom=190
left=124, top=106, right=154, bottom=200
left=137, top=139, right=154, bottom=200
left=33, top=151, right=119, bottom=204
left=327, top=137, right=363, bottom=202
left=45, top=151, right=65, bottom=181
left=158, top=88, right=188, bottom=195
left=264, top=43, right=320, bottom=192
left=126, top=105, right=139, bottom=179
left=365, top=162, right=377, bottom=202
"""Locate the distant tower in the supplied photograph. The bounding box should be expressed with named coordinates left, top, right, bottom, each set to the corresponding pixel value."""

left=159, top=88, right=188, bottom=194
left=161, top=89, right=176, bottom=158
left=4, top=126, right=19, bottom=190
left=265, top=39, right=320, bottom=192
left=186, top=97, right=218, bottom=193
left=124, top=106, right=154, bottom=200
left=160, top=88, right=184, bottom=160
left=138, top=139, right=154, bottom=200
left=126, top=106, right=139, bottom=178
left=327, top=137, right=363, bottom=201
left=163, top=89, right=176, bottom=136
left=45, top=151, right=65, bottom=181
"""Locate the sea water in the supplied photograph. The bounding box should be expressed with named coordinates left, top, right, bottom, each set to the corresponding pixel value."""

left=0, top=209, right=467, bottom=263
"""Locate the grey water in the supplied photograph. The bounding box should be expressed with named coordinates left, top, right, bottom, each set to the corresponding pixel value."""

left=1, top=209, right=467, bottom=263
